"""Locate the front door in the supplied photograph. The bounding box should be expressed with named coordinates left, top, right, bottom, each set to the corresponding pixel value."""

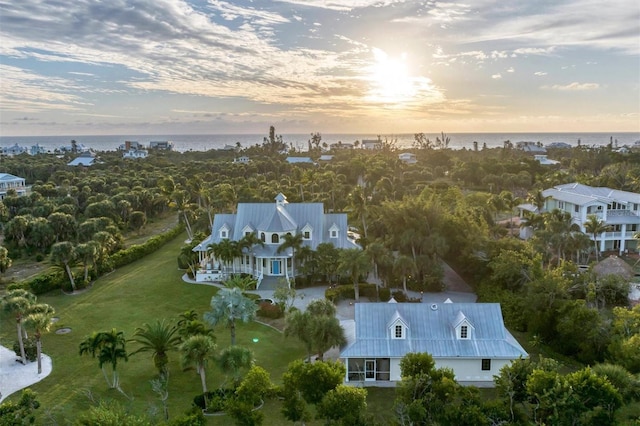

left=271, top=260, right=281, bottom=275
left=365, top=359, right=376, bottom=381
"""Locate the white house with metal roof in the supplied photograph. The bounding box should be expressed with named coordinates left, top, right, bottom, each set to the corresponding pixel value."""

left=539, top=183, right=640, bottom=255
left=339, top=302, right=527, bottom=387
left=0, top=173, right=27, bottom=200
left=193, top=193, right=359, bottom=287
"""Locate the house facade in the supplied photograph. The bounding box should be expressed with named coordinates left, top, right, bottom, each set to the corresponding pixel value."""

left=193, top=194, right=359, bottom=286
left=340, top=302, right=527, bottom=387
left=540, top=183, right=640, bottom=254
left=398, top=152, right=417, bottom=164
left=0, top=173, right=27, bottom=200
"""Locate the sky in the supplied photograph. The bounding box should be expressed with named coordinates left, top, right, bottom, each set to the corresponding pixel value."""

left=1, top=0, right=639, bottom=137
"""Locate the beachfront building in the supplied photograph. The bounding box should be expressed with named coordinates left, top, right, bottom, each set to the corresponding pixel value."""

left=398, top=152, right=417, bottom=164
left=0, top=173, right=27, bottom=200
left=68, top=151, right=98, bottom=167
left=193, top=193, right=359, bottom=287
left=149, top=141, right=174, bottom=150
left=286, top=156, right=314, bottom=164
left=340, top=301, right=527, bottom=387
left=520, top=183, right=640, bottom=254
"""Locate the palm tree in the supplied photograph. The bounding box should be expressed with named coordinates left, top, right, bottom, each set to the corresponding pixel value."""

left=218, top=345, right=255, bottom=385
left=277, top=232, right=304, bottom=283
left=1, top=289, right=36, bottom=364
left=208, top=239, right=241, bottom=276
left=180, top=335, right=216, bottom=404
left=0, top=245, right=12, bottom=275
left=24, top=308, right=54, bottom=374
left=50, top=241, right=77, bottom=292
left=309, top=315, right=346, bottom=361
left=348, top=186, right=368, bottom=241
left=177, top=310, right=216, bottom=341
left=394, top=254, right=417, bottom=293
left=204, top=287, right=257, bottom=346
left=337, top=249, right=371, bottom=301
left=584, top=214, right=610, bottom=261
left=75, top=241, right=99, bottom=283
left=79, top=329, right=129, bottom=389
left=129, top=320, right=181, bottom=376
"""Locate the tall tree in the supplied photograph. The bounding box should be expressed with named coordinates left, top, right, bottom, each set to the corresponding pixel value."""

left=393, top=254, right=417, bottom=293
left=337, top=248, right=371, bottom=301
left=204, top=287, right=257, bottom=346
left=50, top=241, right=77, bottom=292
left=0, top=245, right=13, bottom=276
left=180, top=335, right=216, bottom=404
left=129, top=320, right=181, bottom=376
left=584, top=214, right=609, bottom=261
left=79, top=329, right=129, bottom=390
left=75, top=241, right=99, bottom=283
left=24, top=308, right=54, bottom=374
left=277, top=232, right=304, bottom=284
left=1, top=289, right=36, bottom=364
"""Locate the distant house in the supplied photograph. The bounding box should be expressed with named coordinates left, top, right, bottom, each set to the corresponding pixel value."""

left=533, top=154, right=559, bottom=165
left=329, top=142, right=354, bottom=150
left=362, top=139, right=381, bottom=150
left=339, top=301, right=527, bottom=387
left=68, top=151, right=98, bottom=167
left=286, top=157, right=314, bottom=164
left=149, top=141, right=174, bottom=150
left=398, top=152, right=417, bottom=164
left=319, top=155, right=334, bottom=161
left=1, top=144, right=28, bottom=156
left=29, top=144, right=47, bottom=155
left=193, top=193, right=359, bottom=286
left=546, top=142, right=572, bottom=149
left=0, top=173, right=27, bottom=200
left=515, top=141, right=546, bottom=153
left=119, top=141, right=145, bottom=151
left=519, top=182, right=640, bottom=254
left=233, top=156, right=250, bottom=164
left=123, top=149, right=148, bottom=159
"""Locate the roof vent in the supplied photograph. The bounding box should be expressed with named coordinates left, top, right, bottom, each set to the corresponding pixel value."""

left=430, top=303, right=438, bottom=311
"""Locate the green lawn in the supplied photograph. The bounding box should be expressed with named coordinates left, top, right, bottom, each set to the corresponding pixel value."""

left=0, top=233, right=307, bottom=424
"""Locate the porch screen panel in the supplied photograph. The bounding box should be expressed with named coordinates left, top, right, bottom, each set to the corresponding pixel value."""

left=347, top=358, right=365, bottom=382
left=376, top=358, right=390, bottom=381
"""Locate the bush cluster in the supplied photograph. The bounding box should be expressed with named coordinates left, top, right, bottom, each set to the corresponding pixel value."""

left=13, top=337, right=37, bottom=362
left=256, top=301, right=283, bottom=319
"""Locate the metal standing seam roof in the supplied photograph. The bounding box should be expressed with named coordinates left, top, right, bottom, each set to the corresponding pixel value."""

left=548, top=183, right=640, bottom=205
left=340, top=303, right=528, bottom=359
left=194, top=199, right=359, bottom=252
left=0, top=173, right=24, bottom=182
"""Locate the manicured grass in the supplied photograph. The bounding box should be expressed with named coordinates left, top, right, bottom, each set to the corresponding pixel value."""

left=0, top=233, right=307, bottom=424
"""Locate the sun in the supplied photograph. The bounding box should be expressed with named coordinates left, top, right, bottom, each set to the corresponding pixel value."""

left=367, top=48, right=415, bottom=103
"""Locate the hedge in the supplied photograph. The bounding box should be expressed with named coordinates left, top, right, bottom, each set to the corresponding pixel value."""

left=325, top=283, right=380, bottom=303
left=18, top=224, right=185, bottom=295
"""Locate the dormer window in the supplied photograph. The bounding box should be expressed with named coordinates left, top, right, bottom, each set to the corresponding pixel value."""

left=329, top=224, right=339, bottom=239
left=395, top=324, right=403, bottom=339
left=302, top=223, right=313, bottom=240
left=219, top=225, right=230, bottom=239
left=460, top=325, right=468, bottom=339
left=453, top=311, right=474, bottom=340
left=260, top=232, right=265, bottom=242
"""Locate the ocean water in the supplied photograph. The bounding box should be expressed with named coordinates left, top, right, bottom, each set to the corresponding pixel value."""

left=1, top=132, right=638, bottom=153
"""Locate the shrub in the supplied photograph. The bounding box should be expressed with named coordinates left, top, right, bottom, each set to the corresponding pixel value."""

left=379, top=287, right=391, bottom=302
left=26, top=271, right=66, bottom=295
left=257, top=301, right=282, bottom=319
left=193, top=388, right=235, bottom=411
left=13, top=337, right=37, bottom=362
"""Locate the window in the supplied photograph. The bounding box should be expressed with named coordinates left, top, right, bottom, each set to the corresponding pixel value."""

left=221, top=230, right=228, bottom=239
left=481, top=359, right=491, bottom=371
left=574, top=205, right=579, bottom=213
left=271, top=233, right=279, bottom=244
left=245, top=231, right=251, bottom=237
left=460, top=325, right=468, bottom=339
left=330, top=230, right=337, bottom=238
left=395, top=324, right=403, bottom=338
left=260, top=233, right=265, bottom=242
left=303, top=231, right=310, bottom=239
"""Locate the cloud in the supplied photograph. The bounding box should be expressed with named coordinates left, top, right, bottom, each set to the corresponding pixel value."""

left=534, top=71, right=547, bottom=76
left=492, top=73, right=502, bottom=79
left=543, top=82, right=600, bottom=91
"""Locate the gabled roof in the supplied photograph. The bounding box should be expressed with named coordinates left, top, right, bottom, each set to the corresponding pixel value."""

left=195, top=197, right=360, bottom=252
left=0, top=173, right=24, bottom=182
left=340, top=303, right=527, bottom=359
left=543, top=183, right=640, bottom=206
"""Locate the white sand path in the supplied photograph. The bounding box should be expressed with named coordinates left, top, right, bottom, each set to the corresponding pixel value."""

left=0, top=345, right=52, bottom=403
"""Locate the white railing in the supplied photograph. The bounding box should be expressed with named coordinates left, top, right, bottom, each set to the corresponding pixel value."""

left=602, top=231, right=638, bottom=239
